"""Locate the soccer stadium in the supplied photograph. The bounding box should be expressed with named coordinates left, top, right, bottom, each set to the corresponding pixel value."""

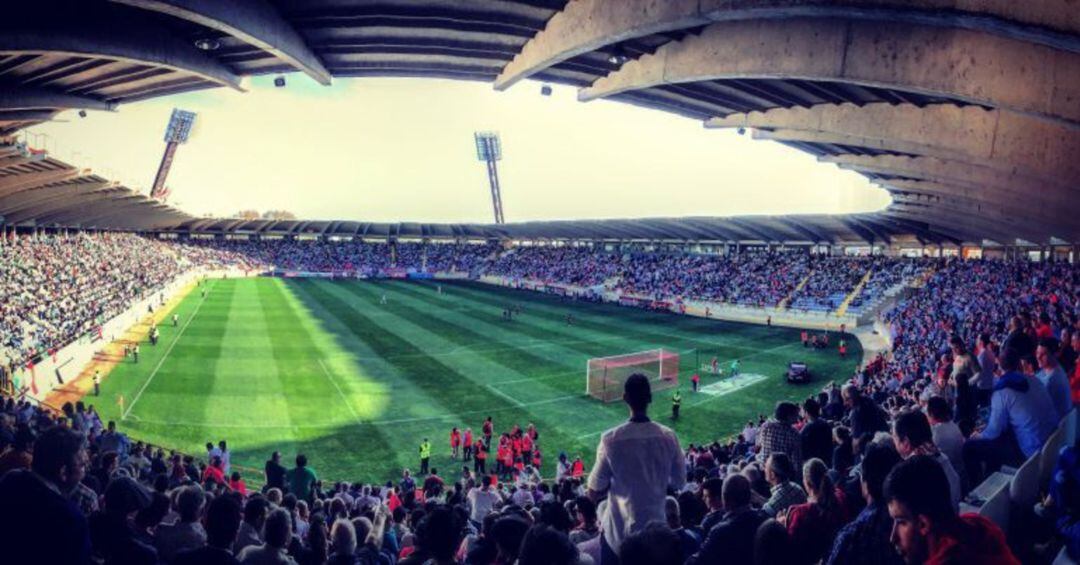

left=0, top=2, right=1079, bottom=565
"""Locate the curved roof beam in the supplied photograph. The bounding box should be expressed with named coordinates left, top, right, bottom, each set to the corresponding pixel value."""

left=22, top=192, right=141, bottom=224
left=0, top=14, right=244, bottom=91
left=0, top=181, right=119, bottom=214
left=38, top=196, right=148, bottom=225
left=884, top=183, right=1076, bottom=230
left=5, top=187, right=129, bottom=223
left=886, top=203, right=1048, bottom=244
left=878, top=179, right=1079, bottom=224
left=580, top=19, right=1080, bottom=127
left=881, top=207, right=1002, bottom=245
left=870, top=214, right=958, bottom=245
left=822, top=154, right=1077, bottom=208
left=0, top=85, right=116, bottom=112
left=707, top=103, right=1080, bottom=182
left=0, top=168, right=88, bottom=197
left=110, top=0, right=331, bottom=86
left=496, top=0, right=1080, bottom=89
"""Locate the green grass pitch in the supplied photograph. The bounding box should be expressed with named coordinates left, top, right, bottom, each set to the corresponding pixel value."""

left=94, top=278, right=862, bottom=483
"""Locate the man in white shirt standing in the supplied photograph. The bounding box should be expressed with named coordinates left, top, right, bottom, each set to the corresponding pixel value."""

left=588, top=374, right=685, bottom=565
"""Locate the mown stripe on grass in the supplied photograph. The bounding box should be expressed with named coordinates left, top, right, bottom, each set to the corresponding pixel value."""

left=437, top=280, right=766, bottom=355
left=297, top=279, right=597, bottom=471
left=343, top=282, right=576, bottom=386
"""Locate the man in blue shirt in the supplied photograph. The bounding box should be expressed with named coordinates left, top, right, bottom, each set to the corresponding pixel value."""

left=962, top=348, right=1057, bottom=484
left=1036, top=338, right=1072, bottom=422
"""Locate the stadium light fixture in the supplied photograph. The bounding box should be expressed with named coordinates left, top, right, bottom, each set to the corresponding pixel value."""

left=540, top=84, right=553, bottom=96
left=607, top=46, right=630, bottom=66
left=194, top=38, right=221, bottom=51
left=274, top=76, right=286, bottom=88
left=474, top=132, right=506, bottom=224
left=78, top=110, right=87, bottom=118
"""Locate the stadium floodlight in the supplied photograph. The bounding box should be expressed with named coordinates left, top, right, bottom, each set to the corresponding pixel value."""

left=473, top=132, right=506, bottom=224
left=151, top=108, right=198, bottom=201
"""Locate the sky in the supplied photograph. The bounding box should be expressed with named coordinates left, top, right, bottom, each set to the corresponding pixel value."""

left=30, top=76, right=890, bottom=224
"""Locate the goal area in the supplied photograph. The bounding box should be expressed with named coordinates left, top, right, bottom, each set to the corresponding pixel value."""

left=586, top=349, right=679, bottom=403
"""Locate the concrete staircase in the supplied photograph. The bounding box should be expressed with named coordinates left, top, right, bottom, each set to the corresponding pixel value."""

left=778, top=271, right=813, bottom=310
left=834, top=269, right=873, bottom=317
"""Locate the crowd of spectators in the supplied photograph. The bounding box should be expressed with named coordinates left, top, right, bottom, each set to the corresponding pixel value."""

left=3, top=233, right=1079, bottom=564
left=0, top=233, right=206, bottom=368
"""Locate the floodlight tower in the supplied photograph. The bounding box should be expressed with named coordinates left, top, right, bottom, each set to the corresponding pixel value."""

left=150, top=108, right=197, bottom=201
left=474, top=131, right=505, bottom=224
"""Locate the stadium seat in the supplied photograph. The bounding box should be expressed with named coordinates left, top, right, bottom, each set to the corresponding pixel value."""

left=1061, top=408, right=1077, bottom=448
left=977, top=479, right=1011, bottom=533
left=1008, top=454, right=1040, bottom=509
left=1039, top=427, right=1067, bottom=491
left=1054, top=546, right=1079, bottom=565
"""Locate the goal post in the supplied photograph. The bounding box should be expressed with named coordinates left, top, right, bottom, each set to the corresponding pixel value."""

left=586, top=349, right=679, bottom=403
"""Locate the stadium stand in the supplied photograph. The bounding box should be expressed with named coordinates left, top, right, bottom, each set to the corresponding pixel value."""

left=1, top=234, right=1078, bottom=564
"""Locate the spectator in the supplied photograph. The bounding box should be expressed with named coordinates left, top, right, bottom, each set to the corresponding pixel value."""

left=490, top=515, right=531, bottom=565
left=753, top=519, right=795, bottom=565
left=687, top=474, right=767, bottom=565
left=884, top=455, right=1019, bottom=564
left=238, top=507, right=296, bottom=564
left=664, top=495, right=702, bottom=561
left=1036, top=338, right=1072, bottom=421
left=843, top=385, right=888, bottom=440
left=467, top=474, right=501, bottom=526
left=925, top=397, right=965, bottom=480
left=799, top=398, right=833, bottom=466
left=963, top=348, right=1057, bottom=483
left=975, top=334, right=998, bottom=407
left=265, top=451, right=286, bottom=490
left=235, top=496, right=269, bottom=555
left=826, top=443, right=903, bottom=565
left=175, top=494, right=243, bottom=565
left=756, top=453, right=806, bottom=517
left=156, top=484, right=208, bottom=563
left=0, top=426, right=92, bottom=565
left=0, top=425, right=34, bottom=475
left=327, top=519, right=358, bottom=565
left=587, top=373, right=684, bottom=563
left=90, top=476, right=158, bottom=565
left=519, top=524, right=580, bottom=565
left=757, top=401, right=802, bottom=467
left=699, top=477, right=725, bottom=533
left=286, top=454, right=318, bottom=504
left=891, top=410, right=961, bottom=510
left=781, top=459, right=844, bottom=564
left=618, top=523, right=683, bottom=565
left=570, top=495, right=601, bottom=544
left=1003, top=316, right=1035, bottom=359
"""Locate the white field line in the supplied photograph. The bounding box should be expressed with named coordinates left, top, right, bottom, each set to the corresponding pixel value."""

left=484, top=383, right=525, bottom=408
left=122, top=286, right=209, bottom=420
left=317, top=359, right=363, bottom=425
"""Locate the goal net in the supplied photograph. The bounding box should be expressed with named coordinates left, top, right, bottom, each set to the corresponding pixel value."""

left=586, top=349, right=679, bottom=403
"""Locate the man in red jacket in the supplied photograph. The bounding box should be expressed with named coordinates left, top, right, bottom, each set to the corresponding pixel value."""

left=885, top=455, right=1019, bottom=564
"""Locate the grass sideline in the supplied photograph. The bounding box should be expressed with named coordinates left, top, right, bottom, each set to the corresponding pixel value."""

left=93, top=278, right=862, bottom=482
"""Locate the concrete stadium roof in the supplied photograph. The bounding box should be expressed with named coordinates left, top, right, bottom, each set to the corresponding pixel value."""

left=0, top=140, right=192, bottom=230
left=0, top=0, right=1077, bottom=245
